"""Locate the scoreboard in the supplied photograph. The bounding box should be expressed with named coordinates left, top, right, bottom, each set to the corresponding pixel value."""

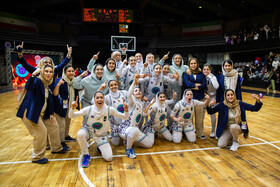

left=83, top=8, right=139, bottom=23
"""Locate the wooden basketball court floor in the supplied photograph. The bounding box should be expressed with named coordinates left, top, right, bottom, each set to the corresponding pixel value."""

left=0, top=87, right=280, bottom=187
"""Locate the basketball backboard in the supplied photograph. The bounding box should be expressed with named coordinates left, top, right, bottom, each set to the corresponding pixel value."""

left=111, top=36, right=136, bottom=52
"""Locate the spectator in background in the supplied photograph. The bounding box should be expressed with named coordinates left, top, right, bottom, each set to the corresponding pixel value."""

left=272, top=27, right=278, bottom=40
left=224, top=24, right=279, bottom=46
left=268, top=52, right=275, bottom=61
left=267, top=58, right=273, bottom=71
left=267, top=66, right=277, bottom=94
left=231, top=34, right=237, bottom=45
left=237, top=34, right=242, bottom=44
left=243, top=33, right=247, bottom=42
left=74, top=68, right=79, bottom=77
left=224, top=34, right=230, bottom=45
left=264, top=25, right=273, bottom=40
left=237, top=65, right=243, bottom=78
left=247, top=32, right=253, bottom=42
left=253, top=31, right=259, bottom=41
left=226, top=35, right=231, bottom=45
left=260, top=65, right=270, bottom=81
left=278, top=25, right=280, bottom=39
left=259, top=27, right=266, bottom=41
left=78, top=68, right=84, bottom=75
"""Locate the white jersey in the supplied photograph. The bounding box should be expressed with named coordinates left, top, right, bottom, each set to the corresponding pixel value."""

left=119, top=84, right=146, bottom=135
left=163, top=73, right=173, bottom=99
left=139, top=75, right=179, bottom=101
left=115, top=60, right=123, bottom=71
left=69, top=105, right=128, bottom=137
left=130, top=100, right=143, bottom=127
left=145, top=105, right=167, bottom=131
left=143, top=99, right=175, bottom=131
left=171, top=100, right=204, bottom=126
left=117, top=66, right=140, bottom=90
left=105, top=90, right=128, bottom=125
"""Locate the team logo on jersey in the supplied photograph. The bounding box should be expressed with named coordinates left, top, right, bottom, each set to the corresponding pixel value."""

left=136, top=114, right=142, bottom=123
left=183, top=112, right=191, bottom=119
left=159, top=114, right=166, bottom=121
left=117, top=104, right=124, bottom=113
left=151, top=87, right=160, bottom=94
left=92, top=122, right=103, bottom=129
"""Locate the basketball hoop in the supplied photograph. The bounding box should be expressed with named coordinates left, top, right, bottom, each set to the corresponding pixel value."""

left=120, top=47, right=127, bottom=55
left=111, top=36, right=136, bottom=53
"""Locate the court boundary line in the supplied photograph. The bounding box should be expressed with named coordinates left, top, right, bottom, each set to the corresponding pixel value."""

left=1, top=140, right=280, bottom=166
left=77, top=138, right=280, bottom=187
left=1, top=137, right=279, bottom=187
left=78, top=154, right=96, bottom=187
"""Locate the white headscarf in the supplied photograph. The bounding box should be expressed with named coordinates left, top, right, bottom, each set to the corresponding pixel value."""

left=104, top=58, right=116, bottom=76
left=130, top=87, right=143, bottom=109
left=151, top=64, right=163, bottom=83
left=136, top=59, right=143, bottom=69
left=179, top=89, right=194, bottom=108
left=171, top=54, right=184, bottom=69
left=108, top=80, right=121, bottom=99
left=154, top=92, right=166, bottom=108
left=136, top=53, right=144, bottom=69
left=180, top=89, right=189, bottom=106
left=128, top=64, right=137, bottom=74
left=90, top=93, right=108, bottom=120
left=145, top=53, right=154, bottom=71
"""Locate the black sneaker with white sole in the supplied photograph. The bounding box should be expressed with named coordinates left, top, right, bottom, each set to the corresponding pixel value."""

left=65, top=135, right=76, bottom=142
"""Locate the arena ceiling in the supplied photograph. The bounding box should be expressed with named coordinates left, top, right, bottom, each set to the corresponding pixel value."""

left=2, top=0, right=278, bottom=25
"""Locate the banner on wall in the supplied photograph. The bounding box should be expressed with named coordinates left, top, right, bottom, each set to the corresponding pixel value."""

left=11, top=54, right=49, bottom=86
left=0, top=11, right=36, bottom=32
left=182, top=20, right=222, bottom=37
left=6, top=49, right=63, bottom=87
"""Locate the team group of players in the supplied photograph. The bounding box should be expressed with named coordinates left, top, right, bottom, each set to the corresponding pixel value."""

left=15, top=42, right=262, bottom=167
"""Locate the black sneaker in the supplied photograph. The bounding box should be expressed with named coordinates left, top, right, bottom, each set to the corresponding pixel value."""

left=32, top=158, right=48, bottom=164
left=65, top=135, right=76, bottom=142
left=61, top=142, right=70, bottom=151
left=51, top=146, right=67, bottom=154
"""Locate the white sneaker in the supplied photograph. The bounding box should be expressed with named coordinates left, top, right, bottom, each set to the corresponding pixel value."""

left=230, top=141, right=239, bottom=151
left=210, top=132, right=215, bottom=138
left=273, top=90, right=276, bottom=94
